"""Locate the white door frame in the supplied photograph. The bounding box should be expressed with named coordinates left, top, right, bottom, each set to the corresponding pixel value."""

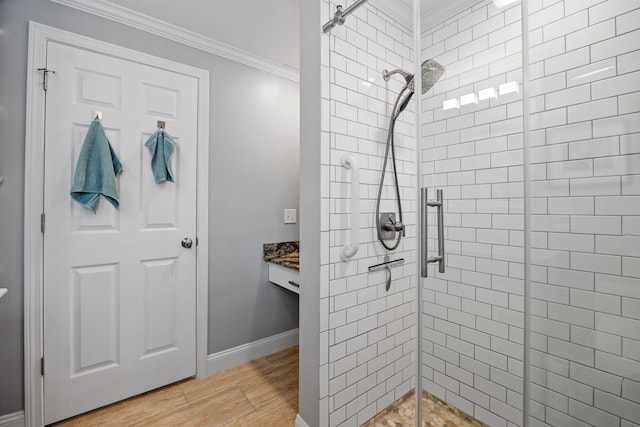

left=24, top=22, right=210, bottom=427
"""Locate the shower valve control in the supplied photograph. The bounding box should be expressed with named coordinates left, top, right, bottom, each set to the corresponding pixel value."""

left=379, top=213, right=404, bottom=240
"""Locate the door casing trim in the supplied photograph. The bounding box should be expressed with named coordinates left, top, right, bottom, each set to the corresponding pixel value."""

left=24, top=21, right=210, bottom=426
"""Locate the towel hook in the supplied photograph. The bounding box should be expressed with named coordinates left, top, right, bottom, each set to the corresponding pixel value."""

left=93, top=111, right=103, bottom=120
left=157, top=120, right=166, bottom=129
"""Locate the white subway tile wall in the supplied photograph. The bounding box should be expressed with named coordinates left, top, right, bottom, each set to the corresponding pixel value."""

left=319, top=0, right=638, bottom=425
left=526, top=0, right=640, bottom=426
left=321, top=2, right=417, bottom=426
left=421, top=1, right=526, bottom=426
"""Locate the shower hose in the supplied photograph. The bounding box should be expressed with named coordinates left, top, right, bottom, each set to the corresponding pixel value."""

left=375, top=83, right=414, bottom=251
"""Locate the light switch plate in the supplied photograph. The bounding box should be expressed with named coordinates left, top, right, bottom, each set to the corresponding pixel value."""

left=284, top=209, right=297, bottom=224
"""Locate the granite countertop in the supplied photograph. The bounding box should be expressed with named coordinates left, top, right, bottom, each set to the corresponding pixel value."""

left=263, top=240, right=299, bottom=271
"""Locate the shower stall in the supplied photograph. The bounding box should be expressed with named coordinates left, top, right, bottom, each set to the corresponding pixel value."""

left=303, top=0, right=640, bottom=425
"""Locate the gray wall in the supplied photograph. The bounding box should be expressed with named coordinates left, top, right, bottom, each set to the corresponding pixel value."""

left=298, top=0, right=321, bottom=425
left=209, top=61, right=300, bottom=353
left=0, top=0, right=299, bottom=415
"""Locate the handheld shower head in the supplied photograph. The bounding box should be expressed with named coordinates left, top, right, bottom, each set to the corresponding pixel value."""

left=382, top=59, right=445, bottom=95
left=410, top=59, right=446, bottom=94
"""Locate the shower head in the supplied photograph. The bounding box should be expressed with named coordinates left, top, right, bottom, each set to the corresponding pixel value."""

left=382, top=59, right=445, bottom=95
left=413, top=59, right=445, bottom=94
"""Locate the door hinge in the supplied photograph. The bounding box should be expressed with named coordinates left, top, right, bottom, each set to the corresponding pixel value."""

left=41, top=213, right=45, bottom=233
left=41, top=357, right=45, bottom=376
left=37, top=67, right=57, bottom=91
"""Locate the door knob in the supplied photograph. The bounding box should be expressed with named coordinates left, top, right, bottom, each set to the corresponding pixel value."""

left=181, top=238, right=193, bottom=249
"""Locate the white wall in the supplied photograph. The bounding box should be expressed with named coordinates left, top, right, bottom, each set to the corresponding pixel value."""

left=320, top=1, right=418, bottom=426
left=208, top=60, right=300, bottom=353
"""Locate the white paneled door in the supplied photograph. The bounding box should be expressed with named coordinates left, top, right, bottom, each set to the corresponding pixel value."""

left=43, top=41, right=198, bottom=424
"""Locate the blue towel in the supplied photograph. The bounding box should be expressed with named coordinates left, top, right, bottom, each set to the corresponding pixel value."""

left=70, top=119, right=123, bottom=212
left=145, top=129, right=176, bottom=183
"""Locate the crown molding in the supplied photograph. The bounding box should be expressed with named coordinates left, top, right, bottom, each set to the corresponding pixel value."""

left=49, top=0, right=300, bottom=82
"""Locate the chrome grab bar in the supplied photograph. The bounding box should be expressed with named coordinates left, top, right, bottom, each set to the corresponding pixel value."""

left=421, top=188, right=445, bottom=277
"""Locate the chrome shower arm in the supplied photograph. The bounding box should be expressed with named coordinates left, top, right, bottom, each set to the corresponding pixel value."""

left=382, top=68, right=412, bottom=82
left=322, top=0, right=370, bottom=33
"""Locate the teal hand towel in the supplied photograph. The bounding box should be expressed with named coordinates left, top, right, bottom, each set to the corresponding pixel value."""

left=145, top=129, right=176, bottom=183
left=70, top=119, right=123, bottom=212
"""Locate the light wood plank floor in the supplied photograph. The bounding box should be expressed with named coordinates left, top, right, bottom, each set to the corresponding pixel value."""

left=52, top=346, right=299, bottom=427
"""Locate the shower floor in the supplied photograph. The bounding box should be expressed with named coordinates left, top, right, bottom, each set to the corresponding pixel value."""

left=366, top=391, right=488, bottom=427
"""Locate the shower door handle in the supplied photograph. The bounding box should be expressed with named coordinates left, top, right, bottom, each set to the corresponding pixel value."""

left=421, top=188, right=445, bottom=278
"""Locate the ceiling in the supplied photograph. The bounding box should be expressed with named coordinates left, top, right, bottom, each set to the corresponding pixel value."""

left=105, top=0, right=468, bottom=71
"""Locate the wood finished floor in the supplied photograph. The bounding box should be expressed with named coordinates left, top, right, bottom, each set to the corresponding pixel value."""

left=51, top=346, right=299, bottom=427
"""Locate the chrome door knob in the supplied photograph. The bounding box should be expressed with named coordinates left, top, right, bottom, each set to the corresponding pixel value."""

left=181, top=238, right=193, bottom=249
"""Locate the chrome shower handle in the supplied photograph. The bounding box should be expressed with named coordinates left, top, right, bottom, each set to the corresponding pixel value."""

left=421, top=188, right=428, bottom=277
left=435, top=189, right=445, bottom=273
left=421, top=188, right=445, bottom=278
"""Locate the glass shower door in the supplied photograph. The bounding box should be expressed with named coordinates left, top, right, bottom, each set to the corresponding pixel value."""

left=419, top=0, right=526, bottom=426
left=525, top=1, right=640, bottom=426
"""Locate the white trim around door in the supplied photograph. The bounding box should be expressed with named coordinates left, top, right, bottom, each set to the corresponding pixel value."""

left=24, top=21, right=210, bottom=427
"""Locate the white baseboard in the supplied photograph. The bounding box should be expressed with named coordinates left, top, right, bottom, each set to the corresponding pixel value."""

left=295, top=414, right=311, bottom=427
left=207, top=328, right=299, bottom=376
left=0, top=411, right=25, bottom=427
